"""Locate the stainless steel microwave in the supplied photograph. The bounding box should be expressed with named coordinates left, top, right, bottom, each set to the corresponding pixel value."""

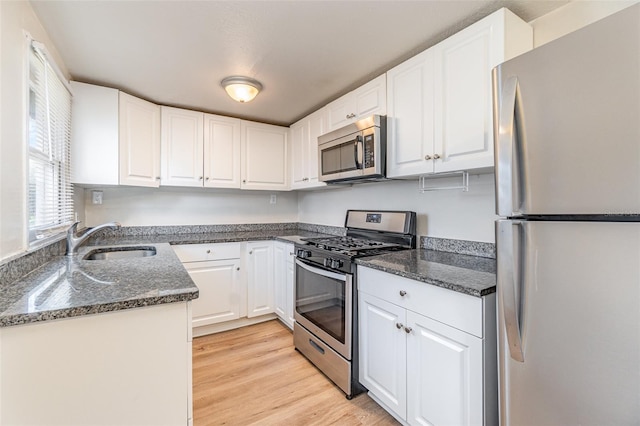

left=318, top=115, right=386, bottom=183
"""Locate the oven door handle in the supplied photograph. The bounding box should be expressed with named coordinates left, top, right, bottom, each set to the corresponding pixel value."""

left=295, top=258, right=347, bottom=281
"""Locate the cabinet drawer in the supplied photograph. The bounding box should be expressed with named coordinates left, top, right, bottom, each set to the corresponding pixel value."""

left=357, top=266, right=483, bottom=338
left=173, top=242, right=241, bottom=262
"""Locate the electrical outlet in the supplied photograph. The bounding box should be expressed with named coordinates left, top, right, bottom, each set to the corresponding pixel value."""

left=270, top=194, right=277, bottom=205
left=92, top=190, right=103, bottom=205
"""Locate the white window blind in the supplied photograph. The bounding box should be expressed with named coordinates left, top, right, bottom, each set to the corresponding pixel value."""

left=27, top=40, right=74, bottom=244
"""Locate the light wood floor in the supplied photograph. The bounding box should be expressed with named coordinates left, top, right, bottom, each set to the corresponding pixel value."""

left=193, top=320, right=399, bottom=426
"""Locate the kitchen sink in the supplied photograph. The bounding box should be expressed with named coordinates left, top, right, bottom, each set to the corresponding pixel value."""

left=83, top=246, right=157, bottom=260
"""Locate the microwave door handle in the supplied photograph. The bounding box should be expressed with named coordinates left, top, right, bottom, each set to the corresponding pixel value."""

left=354, top=136, right=362, bottom=169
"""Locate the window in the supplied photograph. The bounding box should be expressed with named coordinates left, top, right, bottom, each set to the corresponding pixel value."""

left=27, top=40, right=73, bottom=244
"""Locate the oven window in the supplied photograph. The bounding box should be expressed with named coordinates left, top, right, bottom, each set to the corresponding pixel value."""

left=295, top=263, right=346, bottom=344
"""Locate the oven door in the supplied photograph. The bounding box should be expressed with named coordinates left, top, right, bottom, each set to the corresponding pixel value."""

left=319, top=133, right=363, bottom=182
left=294, top=258, right=352, bottom=360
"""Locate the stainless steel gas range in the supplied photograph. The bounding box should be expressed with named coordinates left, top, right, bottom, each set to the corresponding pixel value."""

left=293, top=210, right=416, bottom=398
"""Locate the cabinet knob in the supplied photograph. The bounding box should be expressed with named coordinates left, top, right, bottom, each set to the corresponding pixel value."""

left=155, top=176, right=161, bottom=180
left=433, top=154, right=441, bottom=160
left=199, top=176, right=203, bottom=180
left=346, top=113, right=356, bottom=119
left=404, top=326, right=413, bottom=334
left=249, top=251, right=253, bottom=255
left=243, top=179, right=246, bottom=184
left=206, top=249, right=211, bottom=254
left=424, top=155, right=432, bottom=160
left=396, top=323, right=403, bottom=330
left=399, top=290, right=407, bottom=297
left=236, top=267, right=240, bottom=271
left=205, top=177, right=210, bottom=181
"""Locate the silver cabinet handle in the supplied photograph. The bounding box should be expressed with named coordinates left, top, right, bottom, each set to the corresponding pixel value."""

left=399, top=290, right=407, bottom=297
left=424, top=155, right=432, bottom=160
left=396, top=323, right=403, bottom=330
left=433, top=154, right=441, bottom=160
left=404, top=326, right=412, bottom=334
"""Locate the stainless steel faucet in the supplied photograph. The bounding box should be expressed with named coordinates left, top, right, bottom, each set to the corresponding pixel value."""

left=66, top=221, right=121, bottom=256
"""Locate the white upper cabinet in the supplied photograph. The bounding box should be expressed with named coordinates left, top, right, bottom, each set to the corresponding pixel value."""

left=119, top=92, right=161, bottom=187
left=290, top=107, right=327, bottom=189
left=387, top=8, right=533, bottom=178
left=160, top=108, right=242, bottom=189
left=386, top=49, right=436, bottom=178
left=204, top=114, right=241, bottom=189
left=70, top=82, right=119, bottom=185
left=161, top=106, right=204, bottom=187
left=241, top=121, right=289, bottom=190
left=327, top=74, right=386, bottom=131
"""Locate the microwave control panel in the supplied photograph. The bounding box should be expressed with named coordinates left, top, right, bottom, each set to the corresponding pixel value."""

left=363, top=134, right=375, bottom=168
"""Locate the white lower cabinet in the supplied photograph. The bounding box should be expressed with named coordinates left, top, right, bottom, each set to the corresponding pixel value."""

left=0, top=303, right=192, bottom=425
left=174, top=243, right=242, bottom=329
left=246, top=241, right=275, bottom=318
left=358, top=266, right=496, bottom=426
left=274, top=241, right=295, bottom=328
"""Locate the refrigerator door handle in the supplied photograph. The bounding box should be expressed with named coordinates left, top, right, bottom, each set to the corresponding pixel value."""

left=495, top=76, right=519, bottom=217
left=497, top=220, right=525, bottom=362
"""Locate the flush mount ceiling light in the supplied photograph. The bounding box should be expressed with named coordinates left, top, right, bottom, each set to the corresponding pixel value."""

left=221, top=76, right=263, bottom=103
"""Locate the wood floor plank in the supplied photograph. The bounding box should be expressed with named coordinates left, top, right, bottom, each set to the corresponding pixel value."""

left=193, top=320, right=399, bottom=426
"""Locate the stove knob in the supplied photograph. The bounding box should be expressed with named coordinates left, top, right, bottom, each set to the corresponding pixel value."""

left=297, top=249, right=312, bottom=259
left=331, top=259, right=343, bottom=269
left=324, top=258, right=332, bottom=268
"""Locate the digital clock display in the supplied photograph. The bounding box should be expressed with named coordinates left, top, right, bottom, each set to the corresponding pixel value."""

left=366, top=213, right=382, bottom=223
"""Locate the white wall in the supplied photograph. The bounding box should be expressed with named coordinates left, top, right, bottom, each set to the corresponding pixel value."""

left=531, top=0, right=638, bottom=47
left=0, top=1, right=69, bottom=261
left=298, top=174, right=496, bottom=242
left=82, top=187, right=298, bottom=227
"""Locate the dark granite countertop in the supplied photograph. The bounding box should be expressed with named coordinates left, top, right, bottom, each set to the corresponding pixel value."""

left=356, top=249, right=496, bottom=297
left=89, top=229, right=327, bottom=247
left=0, top=230, right=330, bottom=328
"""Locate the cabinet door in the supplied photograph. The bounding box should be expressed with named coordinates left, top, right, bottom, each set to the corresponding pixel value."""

left=285, top=257, right=295, bottom=327
left=406, top=310, right=483, bottom=426
left=354, top=74, right=386, bottom=119
left=433, top=9, right=531, bottom=173
left=386, top=49, right=435, bottom=178
left=290, top=120, right=308, bottom=188
left=70, top=82, right=119, bottom=185
left=246, top=241, right=274, bottom=317
left=327, top=74, right=386, bottom=131
left=161, top=107, right=204, bottom=187
left=241, top=122, right=288, bottom=190
left=327, top=95, right=356, bottom=131
left=185, top=259, right=241, bottom=327
left=273, top=242, right=288, bottom=321
left=359, top=291, right=407, bottom=421
left=119, top=92, right=161, bottom=187
left=204, top=114, right=241, bottom=188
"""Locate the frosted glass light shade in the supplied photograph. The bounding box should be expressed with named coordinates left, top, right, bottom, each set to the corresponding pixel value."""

left=221, top=76, right=262, bottom=103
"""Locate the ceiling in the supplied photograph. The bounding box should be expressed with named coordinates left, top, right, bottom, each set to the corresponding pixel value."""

left=31, top=0, right=569, bottom=126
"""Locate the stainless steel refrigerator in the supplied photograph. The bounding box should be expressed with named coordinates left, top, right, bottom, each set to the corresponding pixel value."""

left=492, top=4, right=640, bottom=425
